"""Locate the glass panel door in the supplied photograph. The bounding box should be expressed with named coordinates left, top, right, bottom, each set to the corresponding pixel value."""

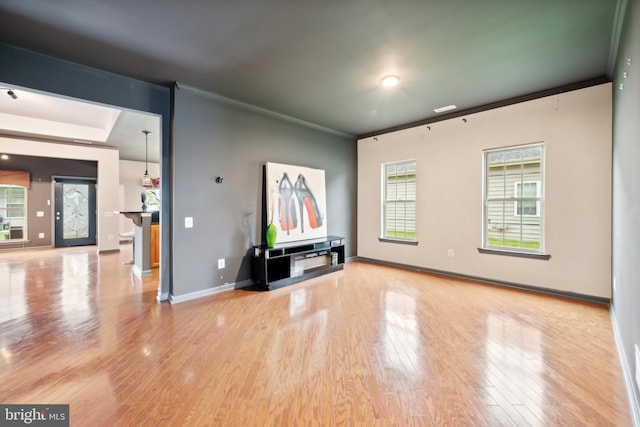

left=54, top=179, right=96, bottom=247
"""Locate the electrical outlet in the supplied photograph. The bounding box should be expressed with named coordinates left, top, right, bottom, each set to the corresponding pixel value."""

left=38, top=233, right=45, bottom=239
left=447, top=249, right=455, bottom=257
left=218, top=258, right=225, bottom=269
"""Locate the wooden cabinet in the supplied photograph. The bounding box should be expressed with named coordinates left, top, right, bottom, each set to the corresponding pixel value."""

left=252, top=236, right=344, bottom=290
left=150, top=223, right=160, bottom=269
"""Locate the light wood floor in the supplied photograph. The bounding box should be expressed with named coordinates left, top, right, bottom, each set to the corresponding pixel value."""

left=0, top=245, right=631, bottom=426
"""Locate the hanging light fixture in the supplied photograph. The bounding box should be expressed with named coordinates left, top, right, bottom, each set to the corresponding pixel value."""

left=141, top=130, right=152, bottom=187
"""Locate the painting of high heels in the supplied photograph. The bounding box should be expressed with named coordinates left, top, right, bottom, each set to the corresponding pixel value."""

left=266, top=162, right=327, bottom=244
left=294, top=173, right=323, bottom=233
left=278, top=172, right=297, bottom=235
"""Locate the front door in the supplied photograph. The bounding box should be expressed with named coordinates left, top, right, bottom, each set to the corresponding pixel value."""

left=54, top=178, right=97, bottom=247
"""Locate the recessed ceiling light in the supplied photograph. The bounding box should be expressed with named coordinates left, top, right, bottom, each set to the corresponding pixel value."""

left=380, top=75, right=400, bottom=88
left=434, top=105, right=457, bottom=113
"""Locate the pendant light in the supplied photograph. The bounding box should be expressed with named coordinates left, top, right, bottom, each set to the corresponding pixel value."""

left=141, top=130, right=152, bottom=187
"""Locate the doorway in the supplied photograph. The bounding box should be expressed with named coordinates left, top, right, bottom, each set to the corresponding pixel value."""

left=0, top=81, right=167, bottom=300
left=54, top=178, right=96, bottom=247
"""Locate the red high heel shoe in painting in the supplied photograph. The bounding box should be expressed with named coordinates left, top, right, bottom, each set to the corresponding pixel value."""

left=278, top=173, right=297, bottom=235
left=294, top=174, right=323, bottom=233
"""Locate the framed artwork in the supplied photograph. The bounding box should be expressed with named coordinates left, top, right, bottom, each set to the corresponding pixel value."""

left=265, top=162, right=327, bottom=244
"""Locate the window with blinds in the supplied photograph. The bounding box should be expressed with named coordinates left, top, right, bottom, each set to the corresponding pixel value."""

left=483, top=145, right=543, bottom=252
left=382, top=160, right=416, bottom=241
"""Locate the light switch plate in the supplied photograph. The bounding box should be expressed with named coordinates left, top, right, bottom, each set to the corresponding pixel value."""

left=185, top=217, right=193, bottom=228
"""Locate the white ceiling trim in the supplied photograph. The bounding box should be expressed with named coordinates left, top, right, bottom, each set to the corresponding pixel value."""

left=0, top=84, right=122, bottom=142
left=0, top=111, right=119, bottom=142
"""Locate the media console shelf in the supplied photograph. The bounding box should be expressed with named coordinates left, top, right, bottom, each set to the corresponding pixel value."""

left=252, top=235, right=345, bottom=290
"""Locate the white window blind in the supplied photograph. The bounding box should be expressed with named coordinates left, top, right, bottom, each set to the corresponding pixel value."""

left=383, top=160, right=416, bottom=241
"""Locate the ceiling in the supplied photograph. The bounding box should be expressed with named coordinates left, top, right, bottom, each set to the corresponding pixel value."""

left=0, top=0, right=624, bottom=153
left=0, top=88, right=161, bottom=162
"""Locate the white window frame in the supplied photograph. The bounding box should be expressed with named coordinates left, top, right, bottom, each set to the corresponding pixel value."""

left=482, top=144, right=545, bottom=255
left=513, top=181, right=541, bottom=217
left=381, top=159, right=417, bottom=243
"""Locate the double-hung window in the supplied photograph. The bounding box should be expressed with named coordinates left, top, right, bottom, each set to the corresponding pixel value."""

left=0, top=185, right=27, bottom=242
left=483, top=145, right=544, bottom=253
left=382, top=160, right=416, bottom=242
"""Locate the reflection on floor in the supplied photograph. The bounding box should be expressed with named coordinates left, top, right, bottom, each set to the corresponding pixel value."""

left=0, top=246, right=631, bottom=426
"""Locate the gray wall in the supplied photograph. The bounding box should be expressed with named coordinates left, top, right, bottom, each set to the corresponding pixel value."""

left=612, top=0, right=640, bottom=421
left=172, top=86, right=356, bottom=298
left=0, top=155, right=97, bottom=249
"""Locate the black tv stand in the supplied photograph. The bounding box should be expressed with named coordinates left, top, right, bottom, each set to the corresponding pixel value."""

left=251, top=236, right=345, bottom=290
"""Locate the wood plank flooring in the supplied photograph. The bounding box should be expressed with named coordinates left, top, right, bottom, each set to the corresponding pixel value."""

left=0, top=245, right=632, bottom=426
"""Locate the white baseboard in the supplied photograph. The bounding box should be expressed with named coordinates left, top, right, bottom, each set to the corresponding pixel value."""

left=169, top=279, right=254, bottom=304
left=132, top=265, right=152, bottom=277
left=610, top=307, right=640, bottom=427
